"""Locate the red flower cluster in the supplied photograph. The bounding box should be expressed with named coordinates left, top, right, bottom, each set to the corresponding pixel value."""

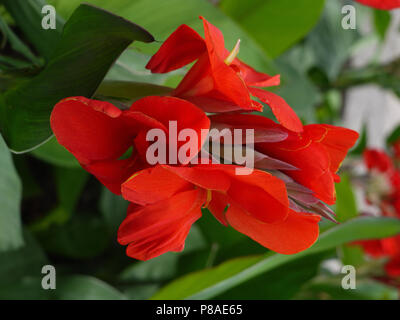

left=51, top=17, right=358, bottom=260
left=355, top=0, right=400, bottom=10
left=356, top=149, right=400, bottom=278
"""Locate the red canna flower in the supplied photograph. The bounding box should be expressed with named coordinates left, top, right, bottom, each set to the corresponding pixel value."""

left=118, top=164, right=320, bottom=260
left=50, top=96, right=210, bottom=194
left=354, top=149, right=400, bottom=280
left=355, top=0, right=400, bottom=10
left=146, top=17, right=303, bottom=133
left=209, top=114, right=359, bottom=207
left=362, top=149, right=400, bottom=214
left=364, top=149, right=394, bottom=173
left=358, top=237, right=400, bottom=277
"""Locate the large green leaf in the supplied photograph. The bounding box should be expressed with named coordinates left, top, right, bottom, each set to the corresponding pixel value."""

left=297, top=277, right=399, bottom=300
left=220, top=0, right=325, bottom=58
left=31, top=136, right=80, bottom=168
left=0, top=4, right=154, bottom=152
left=2, top=0, right=63, bottom=61
left=151, top=217, right=400, bottom=300
left=0, top=231, right=47, bottom=287
left=306, top=0, right=361, bottom=80
left=335, top=174, right=365, bottom=266
left=0, top=133, right=23, bottom=251
left=335, top=173, right=358, bottom=222
left=216, top=251, right=331, bottom=299
left=49, top=0, right=275, bottom=73
left=0, top=12, right=41, bottom=66
left=96, top=80, right=172, bottom=102
left=99, top=187, right=129, bottom=234
left=35, top=215, right=110, bottom=259
left=56, top=275, right=127, bottom=300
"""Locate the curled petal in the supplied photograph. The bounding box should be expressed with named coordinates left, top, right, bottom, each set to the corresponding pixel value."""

left=129, top=96, right=210, bottom=161
left=249, top=87, right=303, bottom=133
left=232, top=59, right=281, bottom=87
left=122, top=165, right=192, bottom=205
left=355, top=0, right=400, bottom=10
left=146, top=24, right=206, bottom=73
left=226, top=206, right=320, bottom=254
left=306, top=124, right=359, bottom=173
left=51, top=96, right=134, bottom=163
left=84, top=155, right=144, bottom=195
left=118, top=189, right=205, bottom=260
left=364, top=149, right=393, bottom=173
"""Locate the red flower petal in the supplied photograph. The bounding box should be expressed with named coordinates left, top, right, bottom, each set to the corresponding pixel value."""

left=199, top=16, right=228, bottom=61
left=364, top=149, right=393, bottom=173
left=385, top=256, right=400, bottom=277
left=118, top=189, right=205, bottom=260
left=232, top=59, right=281, bottom=87
left=226, top=169, right=289, bottom=223
left=163, top=165, right=231, bottom=191
left=249, top=87, right=303, bottom=133
left=146, top=24, right=206, bottom=73
left=208, top=191, right=229, bottom=226
left=170, top=164, right=289, bottom=223
left=51, top=96, right=134, bottom=164
left=306, top=124, right=359, bottom=173
left=121, top=165, right=192, bottom=206
left=84, top=155, right=145, bottom=195
left=128, top=96, right=210, bottom=163
left=355, top=0, right=400, bottom=10
left=226, top=206, right=320, bottom=254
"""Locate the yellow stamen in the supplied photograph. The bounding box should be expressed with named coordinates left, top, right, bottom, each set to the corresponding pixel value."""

left=224, top=39, right=241, bottom=65
left=203, top=189, right=213, bottom=208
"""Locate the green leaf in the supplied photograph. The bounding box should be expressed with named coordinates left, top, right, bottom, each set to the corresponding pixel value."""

left=2, top=0, right=63, bottom=60
left=29, top=166, right=88, bottom=232
left=0, top=231, right=48, bottom=287
left=96, top=80, right=173, bottom=102
left=335, top=174, right=363, bottom=266
left=120, top=253, right=180, bottom=283
left=216, top=251, right=330, bottom=299
left=31, top=136, right=80, bottom=168
left=35, top=215, right=110, bottom=259
left=0, top=13, right=41, bottom=65
left=0, top=133, right=23, bottom=251
left=338, top=245, right=365, bottom=267
left=104, top=49, right=183, bottom=84
left=119, top=224, right=207, bottom=282
left=386, top=125, right=400, bottom=145
left=373, top=9, right=391, bottom=40
left=335, top=173, right=358, bottom=222
left=99, top=187, right=129, bottom=234
left=0, top=277, right=53, bottom=300
left=123, top=284, right=160, bottom=300
left=220, top=0, right=325, bottom=58
left=151, top=217, right=400, bottom=300
left=56, top=275, right=127, bottom=300
left=274, top=57, right=321, bottom=123
left=0, top=3, right=154, bottom=153
left=298, top=277, right=399, bottom=300
left=53, top=166, right=88, bottom=213
left=306, top=0, right=360, bottom=80
left=49, top=0, right=275, bottom=73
